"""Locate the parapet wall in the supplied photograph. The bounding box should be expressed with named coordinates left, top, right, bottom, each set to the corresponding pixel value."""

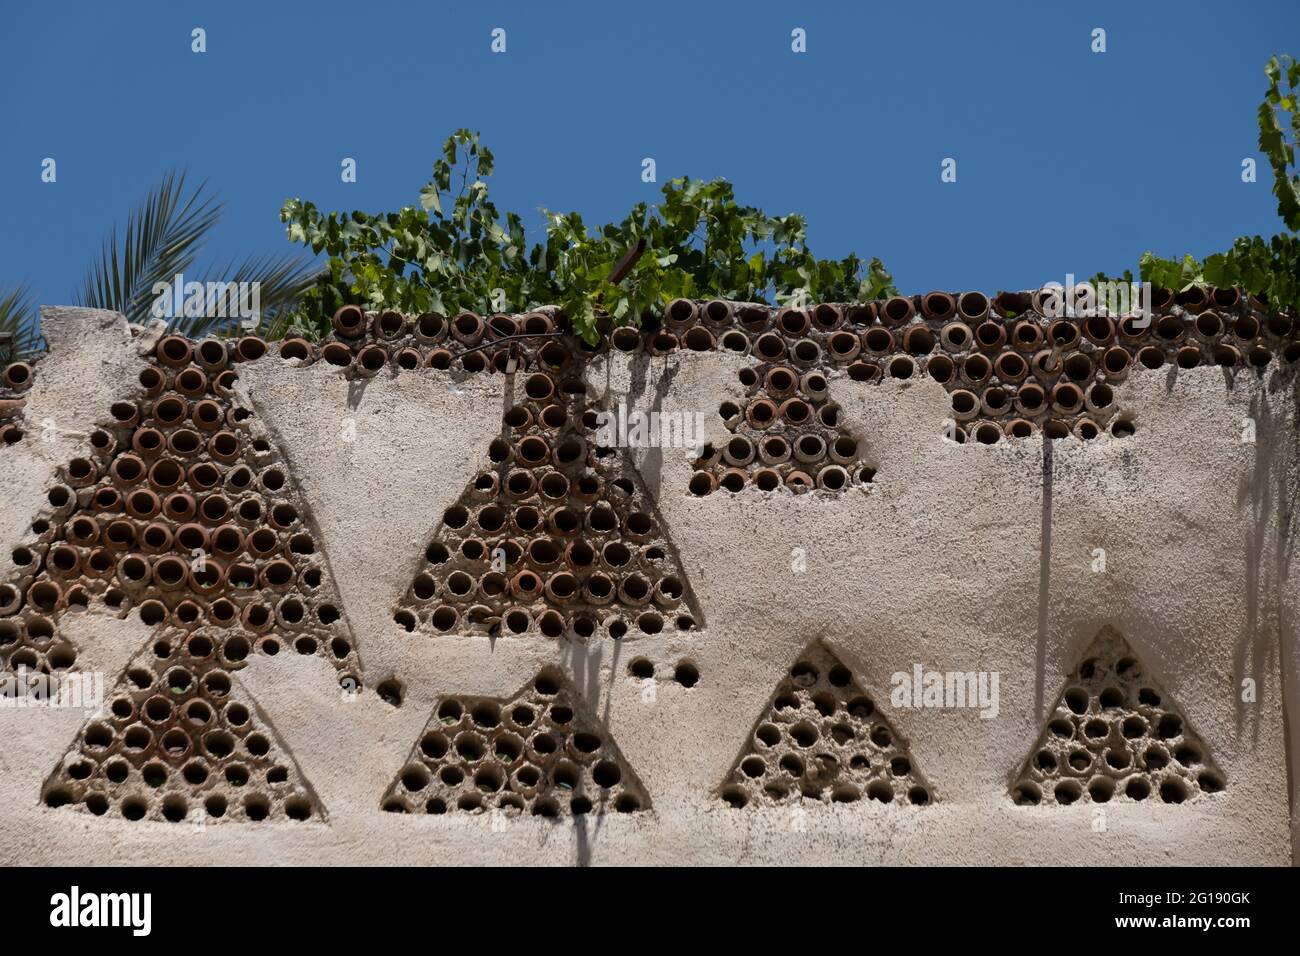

left=1, top=293, right=1298, bottom=866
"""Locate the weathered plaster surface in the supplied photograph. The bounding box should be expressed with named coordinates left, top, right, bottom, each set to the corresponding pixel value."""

left=1, top=309, right=1295, bottom=865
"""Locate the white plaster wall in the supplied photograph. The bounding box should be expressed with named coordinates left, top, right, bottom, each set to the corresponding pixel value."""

left=0, top=309, right=1295, bottom=865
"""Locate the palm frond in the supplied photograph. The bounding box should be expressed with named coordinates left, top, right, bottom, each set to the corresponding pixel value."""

left=167, top=253, right=322, bottom=338
left=76, top=171, right=222, bottom=323
left=0, top=284, right=42, bottom=360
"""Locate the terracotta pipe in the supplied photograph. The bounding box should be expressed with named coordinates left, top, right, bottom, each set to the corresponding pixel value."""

left=1114, top=316, right=1145, bottom=343
left=776, top=308, right=811, bottom=338
left=957, top=291, right=990, bottom=322
left=1004, top=418, right=1034, bottom=439
left=737, top=305, right=773, bottom=333
left=173, top=367, right=208, bottom=398
left=321, top=342, right=354, bottom=367
left=1210, top=286, right=1241, bottom=310
left=800, top=370, right=830, bottom=401
left=258, top=558, right=295, bottom=590
left=939, top=322, right=971, bottom=352
left=887, top=355, right=915, bottom=379
left=848, top=360, right=881, bottom=382
left=234, top=335, right=266, bottom=362
left=1136, top=345, right=1165, bottom=370
left=2, top=362, right=34, bottom=390
left=91, top=486, right=122, bottom=514
left=753, top=331, right=786, bottom=361
left=647, top=331, right=679, bottom=355
left=1050, top=381, right=1084, bottom=414
left=520, top=311, right=555, bottom=335
left=811, top=303, right=844, bottom=332
left=745, top=398, right=778, bottom=428
left=1083, top=314, right=1115, bottom=346
left=793, top=433, right=827, bottom=464
left=611, top=326, right=643, bottom=353
left=1030, top=349, right=1060, bottom=380
left=374, top=309, right=407, bottom=339
left=1266, top=313, right=1294, bottom=338
left=1072, top=418, right=1101, bottom=441
left=993, top=350, right=1028, bottom=382
left=762, top=365, right=797, bottom=399
left=412, top=312, right=448, bottom=345
left=829, top=435, right=859, bottom=465
left=126, top=487, right=162, bottom=519
left=974, top=321, right=1006, bottom=351
left=971, top=421, right=1002, bottom=445
left=788, top=337, right=822, bottom=367
left=1015, top=381, right=1047, bottom=416
left=64, top=456, right=98, bottom=487
left=450, top=312, right=485, bottom=347
left=356, top=344, right=388, bottom=375
left=688, top=470, right=718, bottom=496
left=903, top=325, right=936, bottom=354
left=960, top=353, right=992, bottom=385
left=1047, top=319, right=1081, bottom=349
left=703, top=300, right=735, bottom=329
left=950, top=389, right=980, bottom=421
left=214, top=370, right=239, bottom=403
left=827, top=330, right=861, bottom=361
left=1175, top=285, right=1209, bottom=313
left=151, top=554, right=190, bottom=591
left=1101, top=346, right=1131, bottom=381
left=130, top=427, right=164, bottom=459
left=241, top=600, right=274, bottom=632
left=423, top=348, right=452, bottom=369
left=47, top=543, right=81, bottom=577
left=926, top=353, right=955, bottom=383
left=758, top=435, right=791, bottom=465
left=880, top=296, right=915, bottom=326
left=206, top=431, right=240, bottom=464
left=279, top=338, right=313, bottom=362
left=862, top=327, right=895, bottom=354
left=723, top=436, right=756, bottom=467
left=1176, top=345, right=1202, bottom=368
left=66, top=515, right=100, bottom=546
left=779, top=397, right=813, bottom=426
left=682, top=326, right=716, bottom=352
left=994, top=291, right=1032, bottom=318
left=1154, top=314, right=1185, bottom=342
left=156, top=335, right=193, bottom=368
left=111, top=400, right=142, bottom=428
left=664, top=299, right=699, bottom=332
left=191, top=338, right=228, bottom=371
left=1061, top=351, right=1094, bottom=382
left=147, top=458, right=185, bottom=492
left=191, top=399, right=223, bottom=430
left=110, top=453, right=146, bottom=487
left=114, top=555, right=150, bottom=591
left=332, top=304, right=367, bottom=339
left=784, top=470, right=814, bottom=492
left=1233, top=314, right=1260, bottom=340
left=1247, top=345, right=1273, bottom=368
left=1085, top=382, right=1115, bottom=416
left=186, top=462, right=221, bottom=490
left=1193, top=310, right=1223, bottom=341
left=920, top=291, right=957, bottom=321
left=1213, top=343, right=1241, bottom=367
left=582, top=572, right=615, bottom=606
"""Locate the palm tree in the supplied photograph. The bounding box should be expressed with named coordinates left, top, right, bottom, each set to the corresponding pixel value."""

left=0, top=172, right=318, bottom=361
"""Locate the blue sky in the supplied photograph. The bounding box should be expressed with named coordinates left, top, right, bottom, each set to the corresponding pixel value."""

left=1, top=0, right=1297, bottom=307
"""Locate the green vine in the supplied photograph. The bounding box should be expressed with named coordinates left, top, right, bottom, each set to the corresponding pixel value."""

left=281, top=130, right=896, bottom=343
left=1139, top=55, right=1300, bottom=311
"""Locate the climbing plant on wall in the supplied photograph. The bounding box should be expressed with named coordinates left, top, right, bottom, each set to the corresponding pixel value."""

left=280, top=130, right=896, bottom=343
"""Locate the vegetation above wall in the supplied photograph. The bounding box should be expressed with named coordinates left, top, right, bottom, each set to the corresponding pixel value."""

left=280, top=130, right=896, bottom=344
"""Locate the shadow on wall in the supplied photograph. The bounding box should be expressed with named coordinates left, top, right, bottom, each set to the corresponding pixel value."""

left=1236, top=375, right=1300, bottom=747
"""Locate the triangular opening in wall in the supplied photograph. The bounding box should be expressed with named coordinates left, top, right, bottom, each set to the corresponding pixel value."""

left=718, top=639, right=934, bottom=808
left=41, top=633, right=325, bottom=824
left=380, top=665, right=651, bottom=817
left=0, top=334, right=361, bottom=682
left=1010, top=627, right=1225, bottom=806
left=393, top=368, right=703, bottom=641
left=689, top=352, right=877, bottom=496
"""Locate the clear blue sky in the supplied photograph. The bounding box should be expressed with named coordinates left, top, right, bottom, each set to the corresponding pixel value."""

left=2, top=0, right=1297, bottom=306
